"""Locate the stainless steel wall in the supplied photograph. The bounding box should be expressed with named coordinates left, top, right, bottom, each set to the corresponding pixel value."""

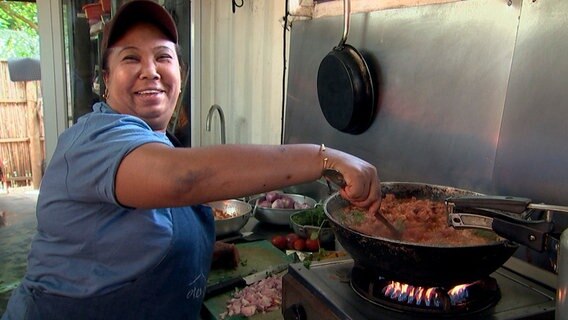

left=284, top=0, right=568, bottom=206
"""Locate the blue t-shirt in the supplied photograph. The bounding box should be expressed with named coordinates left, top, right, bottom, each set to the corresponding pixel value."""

left=22, top=102, right=209, bottom=297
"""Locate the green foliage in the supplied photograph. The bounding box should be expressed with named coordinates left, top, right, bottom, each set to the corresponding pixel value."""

left=0, top=30, right=40, bottom=59
left=290, top=205, right=329, bottom=227
left=0, top=2, right=39, bottom=59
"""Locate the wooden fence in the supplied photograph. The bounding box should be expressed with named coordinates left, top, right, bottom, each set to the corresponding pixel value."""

left=0, top=60, right=45, bottom=190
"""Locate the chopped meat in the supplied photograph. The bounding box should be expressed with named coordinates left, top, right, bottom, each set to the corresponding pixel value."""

left=344, top=194, right=496, bottom=245
left=213, top=208, right=233, bottom=220
left=220, top=275, right=282, bottom=319
left=211, top=241, right=240, bottom=270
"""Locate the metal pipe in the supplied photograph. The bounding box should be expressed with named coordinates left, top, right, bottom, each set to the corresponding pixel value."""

left=205, top=104, right=226, bottom=144
left=337, top=0, right=350, bottom=48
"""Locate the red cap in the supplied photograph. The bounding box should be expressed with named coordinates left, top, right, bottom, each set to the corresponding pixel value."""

left=101, top=0, right=178, bottom=57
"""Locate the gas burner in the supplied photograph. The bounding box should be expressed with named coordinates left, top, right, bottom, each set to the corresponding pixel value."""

left=350, top=264, right=501, bottom=315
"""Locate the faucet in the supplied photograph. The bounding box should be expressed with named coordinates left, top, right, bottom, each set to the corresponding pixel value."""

left=205, top=104, right=226, bottom=144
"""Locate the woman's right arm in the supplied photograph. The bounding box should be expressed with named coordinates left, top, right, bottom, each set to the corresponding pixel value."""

left=114, top=143, right=381, bottom=213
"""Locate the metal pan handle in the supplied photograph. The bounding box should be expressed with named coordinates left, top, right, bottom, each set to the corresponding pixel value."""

left=338, top=0, right=350, bottom=48
left=445, top=196, right=531, bottom=214
left=448, top=211, right=554, bottom=252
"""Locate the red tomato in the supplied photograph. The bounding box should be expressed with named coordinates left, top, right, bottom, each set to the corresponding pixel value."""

left=271, top=235, right=287, bottom=250
left=293, top=238, right=306, bottom=251
left=286, top=233, right=300, bottom=249
left=305, top=238, right=320, bottom=252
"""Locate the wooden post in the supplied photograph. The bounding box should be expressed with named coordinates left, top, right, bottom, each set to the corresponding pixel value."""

left=26, top=81, right=42, bottom=189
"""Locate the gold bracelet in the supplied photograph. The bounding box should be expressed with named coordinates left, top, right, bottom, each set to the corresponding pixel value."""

left=320, top=144, right=328, bottom=170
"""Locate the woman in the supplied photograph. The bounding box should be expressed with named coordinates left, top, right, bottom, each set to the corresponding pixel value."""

left=2, top=1, right=381, bottom=319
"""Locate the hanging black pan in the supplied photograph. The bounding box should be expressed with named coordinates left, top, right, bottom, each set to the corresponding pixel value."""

left=317, top=0, right=375, bottom=134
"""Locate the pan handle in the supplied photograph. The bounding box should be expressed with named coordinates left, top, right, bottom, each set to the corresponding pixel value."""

left=448, top=211, right=554, bottom=251
left=337, top=0, right=350, bottom=48
left=445, top=196, right=531, bottom=214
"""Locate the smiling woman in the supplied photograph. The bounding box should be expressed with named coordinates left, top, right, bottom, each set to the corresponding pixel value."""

left=1, top=1, right=382, bottom=319
left=102, top=22, right=182, bottom=131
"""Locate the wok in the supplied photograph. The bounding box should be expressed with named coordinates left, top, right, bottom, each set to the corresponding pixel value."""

left=323, top=182, right=519, bottom=287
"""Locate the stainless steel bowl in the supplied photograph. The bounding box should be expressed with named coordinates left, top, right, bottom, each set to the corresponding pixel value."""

left=248, top=193, right=318, bottom=225
left=289, top=209, right=335, bottom=243
left=208, top=199, right=253, bottom=237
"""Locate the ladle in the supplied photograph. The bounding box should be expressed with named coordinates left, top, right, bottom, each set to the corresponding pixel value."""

left=322, top=168, right=402, bottom=239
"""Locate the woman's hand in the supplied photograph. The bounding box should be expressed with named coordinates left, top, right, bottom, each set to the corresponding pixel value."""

left=325, top=148, right=382, bottom=214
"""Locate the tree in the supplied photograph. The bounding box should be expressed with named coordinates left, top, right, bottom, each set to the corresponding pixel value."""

left=0, top=2, right=39, bottom=59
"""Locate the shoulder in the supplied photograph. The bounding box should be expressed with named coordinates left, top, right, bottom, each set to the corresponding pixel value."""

left=64, top=102, right=170, bottom=147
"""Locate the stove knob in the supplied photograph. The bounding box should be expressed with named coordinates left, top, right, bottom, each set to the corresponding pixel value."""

left=283, top=303, right=307, bottom=320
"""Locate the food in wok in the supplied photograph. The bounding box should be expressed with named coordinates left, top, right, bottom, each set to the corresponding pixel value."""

left=340, top=193, right=499, bottom=245
left=323, top=183, right=519, bottom=287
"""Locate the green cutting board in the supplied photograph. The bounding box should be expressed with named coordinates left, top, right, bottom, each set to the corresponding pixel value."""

left=202, top=240, right=292, bottom=320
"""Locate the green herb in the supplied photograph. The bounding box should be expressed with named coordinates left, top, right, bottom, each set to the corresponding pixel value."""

left=291, top=205, right=329, bottom=227
left=300, top=247, right=328, bottom=269
left=335, top=208, right=366, bottom=226
left=336, top=211, right=347, bottom=223
left=394, top=219, right=406, bottom=232
left=349, top=210, right=366, bottom=225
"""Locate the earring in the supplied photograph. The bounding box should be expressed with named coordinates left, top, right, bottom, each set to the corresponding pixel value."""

left=103, top=88, right=109, bottom=100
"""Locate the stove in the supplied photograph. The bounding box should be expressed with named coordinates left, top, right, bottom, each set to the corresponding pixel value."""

left=282, top=258, right=556, bottom=320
